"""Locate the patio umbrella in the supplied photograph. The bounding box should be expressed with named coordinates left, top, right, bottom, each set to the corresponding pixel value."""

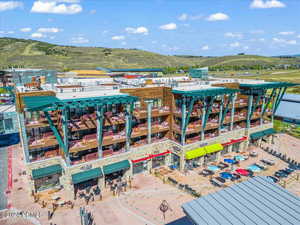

left=220, top=172, right=233, bottom=179
left=235, top=168, right=249, bottom=176
left=224, top=158, right=236, bottom=164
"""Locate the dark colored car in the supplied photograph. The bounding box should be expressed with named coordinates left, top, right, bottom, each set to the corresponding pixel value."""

left=283, top=168, right=294, bottom=174
left=267, top=176, right=279, bottom=183
left=278, top=169, right=290, bottom=175
left=289, top=164, right=300, bottom=170
left=274, top=171, right=288, bottom=178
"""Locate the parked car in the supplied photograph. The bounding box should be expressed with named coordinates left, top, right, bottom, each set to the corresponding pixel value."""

left=218, top=162, right=229, bottom=169
left=267, top=176, right=279, bottom=183
left=231, top=173, right=241, bottom=181
left=215, top=177, right=226, bottom=183
left=274, top=171, right=288, bottom=178
left=201, top=169, right=214, bottom=177
left=283, top=168, right=294, bottom=174
left=210, top=178, right=223, bottom=187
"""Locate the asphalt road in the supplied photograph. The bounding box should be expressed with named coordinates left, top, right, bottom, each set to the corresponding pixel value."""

left=0, top=147, right=8, bottom=209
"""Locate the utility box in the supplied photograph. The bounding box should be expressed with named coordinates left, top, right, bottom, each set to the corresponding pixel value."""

left=189, top=67, right=208, bottom=79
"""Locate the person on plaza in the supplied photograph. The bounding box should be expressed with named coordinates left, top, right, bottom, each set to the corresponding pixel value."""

left=90, top=192, right=95, bottom=202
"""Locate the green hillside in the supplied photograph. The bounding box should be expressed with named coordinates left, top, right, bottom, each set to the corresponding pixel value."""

left=1, top=37, right=300, bottom=71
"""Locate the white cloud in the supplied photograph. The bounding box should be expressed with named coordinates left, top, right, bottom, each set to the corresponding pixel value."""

left=272, top=37, right=297, bottom=45
left=201, top=45, right=209, bottom=51
left=112, top=35, right=125, bottom=40
left=31, top=32, right=46, bottom=38
left=37, top=27, right=62, bottom=33
left=206, top=13, right=229, bottom=21
left=250, top=0, right=286, bottom=9
left=178, top=13, right=188, bottom=21
left=31, top=0, right=82, bottom=14
left=249, top=30, right=265, bottom=34
left=297, top=35, right=300, bottom=38
left=230, top=42, right=241, bottom=48
left=278, top=31, right=295, bottom=35
left=20, top=27, right=32, bottom=32
left=125, top=26, right=148, bottom=35
left=121, top=41, right=127, bottom=46
left=225, top=32, right=243, bottom=38
left=159, top=23, right=177, bottom=30
left=70, top=36, right=89, bottom=44
left=0, top=1, right=22, bottom=11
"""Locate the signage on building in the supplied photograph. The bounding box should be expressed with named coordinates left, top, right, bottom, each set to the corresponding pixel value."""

left=80, top=164, right=92, bottom=171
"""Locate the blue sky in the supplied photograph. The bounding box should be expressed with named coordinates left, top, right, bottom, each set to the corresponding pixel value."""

left=0, top=0, right=299, bottom=56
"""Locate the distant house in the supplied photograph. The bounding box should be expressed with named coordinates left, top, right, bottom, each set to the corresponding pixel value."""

left=189, top=67, right=208, bottom=79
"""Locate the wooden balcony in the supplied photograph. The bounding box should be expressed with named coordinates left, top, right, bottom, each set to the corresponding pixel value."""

left=29, top=137, right=58, bottom=150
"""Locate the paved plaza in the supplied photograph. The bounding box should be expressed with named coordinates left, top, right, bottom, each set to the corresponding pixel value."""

left=1, top=133, right=300, bottom=225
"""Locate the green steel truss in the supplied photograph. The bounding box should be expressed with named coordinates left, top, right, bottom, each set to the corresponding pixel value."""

left=220, top=94, right=235, bottom=127
left=44, top=110, right=69, bottom=161
left=172, top=87, right=239, bottom=98
left=96, top=105, right=104, bottom=158
left=23, top=95, right=138, bottom=112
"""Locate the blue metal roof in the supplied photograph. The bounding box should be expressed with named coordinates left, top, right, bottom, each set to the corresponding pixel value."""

left=282, top=93, right=300, bottom=103
left=275, top=100, right=300, bottom=121
left=182, top=176, right=300, bottom=225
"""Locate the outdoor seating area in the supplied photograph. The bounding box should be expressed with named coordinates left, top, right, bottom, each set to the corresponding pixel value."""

left=164, top=146, right=290, bottom=196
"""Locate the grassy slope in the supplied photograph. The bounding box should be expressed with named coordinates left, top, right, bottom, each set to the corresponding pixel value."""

left=2, top=37, right=300, bottom=70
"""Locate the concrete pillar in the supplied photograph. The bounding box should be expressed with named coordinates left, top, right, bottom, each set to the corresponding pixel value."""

left=201, top=106, right=206, bottom=140
left=230, top=94, right=237, bottom=131
left=146, top=100, right=153, bottom=144
left=228, top=145, right=233, bottom=153
left=179, top=152, right=185, bottom=172
left=216, top=151, right=221, bottom=161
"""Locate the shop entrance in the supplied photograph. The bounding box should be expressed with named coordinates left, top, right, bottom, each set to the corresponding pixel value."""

left=34, top=173, right=61, bottom=192
left=232, top=142, right=241, bottom=152
left=74, top=178, right=99, bottom=191
left=206, top=153, right=217, bottom=163
left=221, top=146, right=229, bottom=155
left=152, top=155, right=165, bottom=169
left=105, top=170, right=125, bottom=182
left=171, top=153, right=180, bottom=169
left=133, top=161, right=148, bottom=174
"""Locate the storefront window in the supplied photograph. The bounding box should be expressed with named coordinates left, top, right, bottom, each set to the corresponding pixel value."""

left=133, top=161, right=148, bottom=174
left=152, top=155, right=165, bottom=168
left=34, top=173, right=61, bottom=192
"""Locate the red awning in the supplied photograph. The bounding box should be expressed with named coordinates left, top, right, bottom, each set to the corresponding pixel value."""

left=132, top=150, right=171, bottom=163
left=132, top=156, right=152, bottom=164
left=150, top=150, right=171, bottom=158
left=222, top=136, right=247, bottom=147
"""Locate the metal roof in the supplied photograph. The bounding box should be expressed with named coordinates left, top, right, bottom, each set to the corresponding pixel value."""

left=275, top=100, right=300, bottom=121
left=172, top=87, right=239, bottom=97
left=282, top=94, right=300, bottom=103
left=22, top=94, right=138, bottom=111
left=239, top=82, right=298, bottom=90
left=182, top=176, right=300, bottom=225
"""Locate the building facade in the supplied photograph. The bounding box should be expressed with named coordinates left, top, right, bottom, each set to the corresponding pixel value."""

left=15, top=79, right=295, bottom=198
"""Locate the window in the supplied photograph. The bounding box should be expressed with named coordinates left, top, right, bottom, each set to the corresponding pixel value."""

left=4, top=118, right=13, bottom=130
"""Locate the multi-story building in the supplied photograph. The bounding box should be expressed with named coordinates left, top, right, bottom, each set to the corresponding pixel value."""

left=15, top=76, right=296, bottom=198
